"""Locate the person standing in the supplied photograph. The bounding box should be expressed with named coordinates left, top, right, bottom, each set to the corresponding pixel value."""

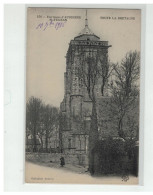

left=60, top=156, right=65, bottom=167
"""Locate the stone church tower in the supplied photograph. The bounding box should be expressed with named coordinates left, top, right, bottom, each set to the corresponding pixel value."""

left=60, top=11, right=111, bottom=156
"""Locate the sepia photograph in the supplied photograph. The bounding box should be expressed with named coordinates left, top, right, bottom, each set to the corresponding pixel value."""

left=25, top=7, right=141, bottom=184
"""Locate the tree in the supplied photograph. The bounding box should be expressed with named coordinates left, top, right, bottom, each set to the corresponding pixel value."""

left=78, top=49, right=99, bottom=174
left=36, top=112, right=45, bottom=149
left=26, top=96, right=43, bottom=152
left=26, top=97, right=59, bottom=152
left=96, top=49, right=114, bottom=96
left=58, top=111, right=65, bottom=153
left=41, top=104, right=59, bottom=152
left=110, top=51, right=140, bottom=139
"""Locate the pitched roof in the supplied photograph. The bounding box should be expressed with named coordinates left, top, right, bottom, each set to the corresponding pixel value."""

left=78, top=24, right=94, bottom=36
left=74, top=10, right=100, bottom=40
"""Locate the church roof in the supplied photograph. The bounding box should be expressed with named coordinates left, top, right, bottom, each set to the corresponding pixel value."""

left=78, top=20, right=94, bottom=36
left=74, top=10, right=100, bottom=40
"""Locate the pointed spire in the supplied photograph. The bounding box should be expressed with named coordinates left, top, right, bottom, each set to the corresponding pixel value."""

left=85, top=9, right=88, bottom=27
left=75, top=8, right=100, bottom=39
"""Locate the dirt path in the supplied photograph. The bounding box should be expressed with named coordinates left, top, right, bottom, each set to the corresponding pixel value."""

left=25, top=161, right=138, bottom=185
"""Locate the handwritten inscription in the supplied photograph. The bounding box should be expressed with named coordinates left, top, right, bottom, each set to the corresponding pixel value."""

left=36, top=19, right=67, bottom=31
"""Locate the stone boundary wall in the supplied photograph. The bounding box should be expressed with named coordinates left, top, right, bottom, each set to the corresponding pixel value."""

left=26, top=152, right=88, bottom=167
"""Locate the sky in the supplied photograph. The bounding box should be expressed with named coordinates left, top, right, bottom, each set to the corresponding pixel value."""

left=26, top=8, right=141, bottom=107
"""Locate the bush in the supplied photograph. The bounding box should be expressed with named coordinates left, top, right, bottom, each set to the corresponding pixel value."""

left=92, top=137, right=138, bottom=176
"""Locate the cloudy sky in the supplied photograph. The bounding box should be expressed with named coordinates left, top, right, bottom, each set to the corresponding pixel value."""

left=26, top=8, right=141, bottom=107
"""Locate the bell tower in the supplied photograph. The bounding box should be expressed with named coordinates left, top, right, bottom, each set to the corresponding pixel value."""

left=60, top=10, right=111, bottom=157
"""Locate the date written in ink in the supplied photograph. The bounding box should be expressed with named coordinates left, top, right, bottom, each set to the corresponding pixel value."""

left=36, top=19, right=67, bottom=31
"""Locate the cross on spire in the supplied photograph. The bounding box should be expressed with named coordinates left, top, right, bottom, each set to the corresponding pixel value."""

left=85, top=9, right=88, bottom=27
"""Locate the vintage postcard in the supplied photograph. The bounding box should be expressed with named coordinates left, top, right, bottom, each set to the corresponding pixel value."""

left=25, top=7, right=141, bottom=184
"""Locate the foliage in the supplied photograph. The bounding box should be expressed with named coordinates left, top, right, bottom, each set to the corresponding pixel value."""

left=93, top=137, right=138, bottom=175
left=108, top=51, right=140, bottom=139
left=26, top=96, right=43, bottom=151
left=26, top=96, right=59, bottom=152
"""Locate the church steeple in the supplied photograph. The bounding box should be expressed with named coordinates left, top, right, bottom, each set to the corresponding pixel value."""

left=74, top=9, right=100, bottom=40
left=85, top=9, right=88, bottom=27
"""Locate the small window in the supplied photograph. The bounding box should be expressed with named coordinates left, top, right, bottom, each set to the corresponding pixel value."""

left=68, top=138, right=71, bottom=149
left=87, top=38, right=90, bottom=41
